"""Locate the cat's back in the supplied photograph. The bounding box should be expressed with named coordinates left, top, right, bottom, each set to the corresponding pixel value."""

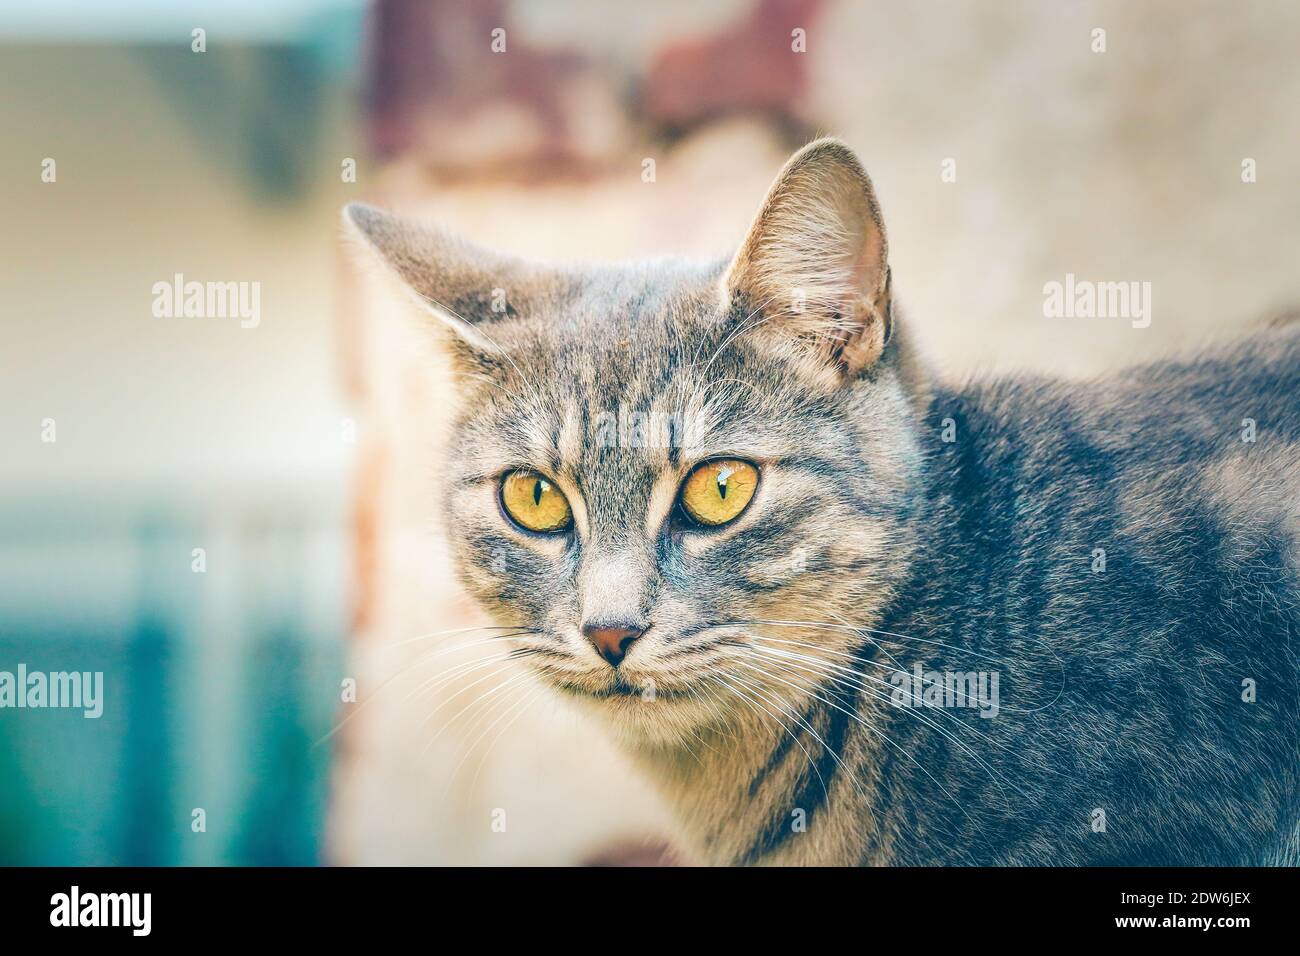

left=938, top=324, right=1300, bottom=622
left=943, top=324, right=1300, bottom=544
left=953, top=321, right=1300, bottom=458
left=905, top=326, right=1300, bottom=864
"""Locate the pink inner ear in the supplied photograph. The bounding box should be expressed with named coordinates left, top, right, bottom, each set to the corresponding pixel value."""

left=825, top=224, right=878, bottom=334
left=850, top=221, right=886, bottom=301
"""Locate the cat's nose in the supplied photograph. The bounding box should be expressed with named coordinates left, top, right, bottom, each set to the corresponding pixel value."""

left=582, top=622, right=645, bottom=667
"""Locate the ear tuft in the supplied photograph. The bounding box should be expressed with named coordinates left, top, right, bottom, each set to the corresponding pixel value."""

left=725, top=138, right=893, bottom=375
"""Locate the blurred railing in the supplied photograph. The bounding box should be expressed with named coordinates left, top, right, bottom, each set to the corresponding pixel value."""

left=0, top=493, right=346, bottom=865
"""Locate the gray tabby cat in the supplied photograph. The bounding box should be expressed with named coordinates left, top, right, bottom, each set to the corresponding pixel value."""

left=345, top=139, right=1300, bottom=866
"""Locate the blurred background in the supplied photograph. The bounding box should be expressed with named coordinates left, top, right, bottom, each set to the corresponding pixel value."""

left=1, top=0, right=1297, bottom=865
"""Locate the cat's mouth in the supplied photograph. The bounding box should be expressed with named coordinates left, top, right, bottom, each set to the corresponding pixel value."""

left=590, top=680, right=647, bottom=699
left=527, top=628, right=749, bottom=707
left=549, top=674, right=693, bottom=702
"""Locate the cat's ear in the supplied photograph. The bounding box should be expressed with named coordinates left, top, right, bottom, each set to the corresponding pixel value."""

left=724, top=138, right=892, bottom=376
left=343, top=202, right=552, bottom=358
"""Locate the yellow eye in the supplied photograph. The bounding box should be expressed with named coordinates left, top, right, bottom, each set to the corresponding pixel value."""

left=500, top=471, right=573, bottom=533
left=679, top=459, right=759, bottom=527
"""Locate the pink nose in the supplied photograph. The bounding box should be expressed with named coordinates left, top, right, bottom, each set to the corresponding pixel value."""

left=582, top=624, right=645, bottom=667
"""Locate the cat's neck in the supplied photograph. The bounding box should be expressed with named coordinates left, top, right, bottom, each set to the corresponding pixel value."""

left=621, top=716, right=797, bottom=864
left=621, top=692, right=892, bottom=865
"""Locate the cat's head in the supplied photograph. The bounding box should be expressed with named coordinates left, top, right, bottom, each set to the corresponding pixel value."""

left=346, top=140, right=929, bottom=746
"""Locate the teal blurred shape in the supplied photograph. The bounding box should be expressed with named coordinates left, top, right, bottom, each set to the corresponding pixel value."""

left=0, top=502, right=346, bottom=866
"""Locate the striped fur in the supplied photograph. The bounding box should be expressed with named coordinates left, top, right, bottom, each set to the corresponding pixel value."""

left=344, top=140, right=1300, bottom=866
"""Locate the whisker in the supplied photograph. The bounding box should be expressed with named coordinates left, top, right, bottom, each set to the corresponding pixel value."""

left=731, top=656, right=982, bottom=831
left=458, top=681, right=551, bottom=797
left=741, top=642, right=1021, bottom=798
left=387, top=624, right=533, bottom=650
left=382, top=653, right=523, bottom=756
left=315, top=634, right=535, bottom=747
left=706, top=673, right=827, bottom=800
left=389, top=655, right=527, bottom=754
left=723, top=667, right=872, bottom=804
left=741, top=614, right=1020, bottom=675
left=738, top=616, right=1067, bottom=716
left=419, top=668, right=538, bottom=760
left=744, top=634, right=1017, bottom=760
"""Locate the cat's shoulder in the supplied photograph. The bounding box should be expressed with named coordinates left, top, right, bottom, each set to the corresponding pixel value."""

left=943, top=322, right=1300, bottom=566
left=951, top=321, right=1300, bottom=440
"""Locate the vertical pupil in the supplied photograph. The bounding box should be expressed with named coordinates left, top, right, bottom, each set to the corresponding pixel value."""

left=532, top=480, right=543, bottom=506
left=715, top=464, right=734, bottom=500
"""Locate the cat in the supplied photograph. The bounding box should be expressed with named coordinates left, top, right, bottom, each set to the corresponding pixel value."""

left=344, top=138, right=1300, bottom=866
